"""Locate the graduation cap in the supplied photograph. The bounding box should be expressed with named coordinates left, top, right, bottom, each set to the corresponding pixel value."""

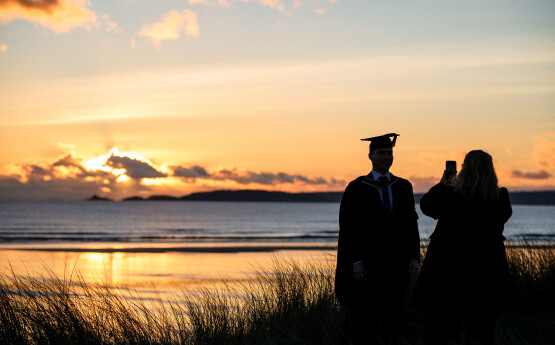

left=361, top=133, right=399, bottom=152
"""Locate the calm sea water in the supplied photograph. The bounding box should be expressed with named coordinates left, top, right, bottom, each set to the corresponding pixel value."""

left=0, top=200, right=553, bottom=247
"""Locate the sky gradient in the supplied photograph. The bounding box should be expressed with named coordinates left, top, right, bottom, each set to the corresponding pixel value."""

left=1, top=0, right=555, bottom=200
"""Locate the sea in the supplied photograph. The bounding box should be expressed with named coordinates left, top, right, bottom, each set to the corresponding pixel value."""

left=0, top=200, right=553, bottom=248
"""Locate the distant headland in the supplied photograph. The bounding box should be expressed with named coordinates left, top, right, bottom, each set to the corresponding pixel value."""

left=88, top=190, right=342, bottom=202
left=87, top=189, right=555, bottom=205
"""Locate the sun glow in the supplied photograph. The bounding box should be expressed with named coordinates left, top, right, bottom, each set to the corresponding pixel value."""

left=111, top=169, right=126, bottom=176
left=53, top=165, right=82, bottom=179
left=116, top=174, right=130, bottom=183
left=84, top=155, right=113, bottom=173
left=83, top=147, right=166, bottom=179
left=142, top=177, right=174, bottom=186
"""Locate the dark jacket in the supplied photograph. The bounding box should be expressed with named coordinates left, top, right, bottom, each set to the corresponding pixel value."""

left=413, top=183, right=513, bottom=317
left=335, top=174, right=420, bottom=306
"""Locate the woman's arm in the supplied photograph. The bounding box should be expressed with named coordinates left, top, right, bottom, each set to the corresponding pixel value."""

left=420, top=182, right=452, bottom=220
left=498, top=187, right=512, bottom=224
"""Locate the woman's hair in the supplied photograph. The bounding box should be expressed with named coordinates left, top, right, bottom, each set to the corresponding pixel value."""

left=455, top=150, right=499, bottom=200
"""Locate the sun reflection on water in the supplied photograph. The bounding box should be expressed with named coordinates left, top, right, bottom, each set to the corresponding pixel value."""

left=0, top=248, right=335, bottom=300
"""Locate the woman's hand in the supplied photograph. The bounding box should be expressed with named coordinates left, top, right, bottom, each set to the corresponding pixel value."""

left=440, top=170, right=456, bottom=185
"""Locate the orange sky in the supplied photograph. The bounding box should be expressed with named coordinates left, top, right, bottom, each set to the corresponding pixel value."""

left=1, top=1, right=554, bottom=199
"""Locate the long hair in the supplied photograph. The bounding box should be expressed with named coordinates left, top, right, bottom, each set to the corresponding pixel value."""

left=455, top=150, right=499, bottom=201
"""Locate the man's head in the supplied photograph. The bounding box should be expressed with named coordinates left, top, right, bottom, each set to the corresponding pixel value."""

left=361, top=133, right=399, bottom=174
left=369, top=148, right=393, bottom=174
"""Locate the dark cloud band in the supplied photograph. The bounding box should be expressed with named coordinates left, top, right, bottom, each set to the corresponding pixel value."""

left=511, top=170, right=552, bottom=180
left=107, top=154, right=166, bottom=179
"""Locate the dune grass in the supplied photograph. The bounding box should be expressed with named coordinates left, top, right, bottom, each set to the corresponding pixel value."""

left=0, top=246, right=553, bottom=345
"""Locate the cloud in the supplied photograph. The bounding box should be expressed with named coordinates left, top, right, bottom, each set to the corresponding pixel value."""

left=0, top=148, right=344, bottom=199
left=0, top=149, right=167, bottom=200
left=313, top=8, right=326, bottom=14
left=170, top=164, right=341, bottom=186
left=188, top=0, right=230, bottom=6
left=0, top=152, right=117, bottom=199
left=139, top=9, right=199, bottom=48
left=502, top=133, right=555, bottom=185
left=408, top=176, right=439, bottom=193
left=100, top=13, right=118, bottom=32
left=1, top=44, right=6, bottom=53
left=57, top=142, right=76, bottom=150
left=130, top=38, right=136, bottom=49
left=0, top=174, right=103, bottom=200
left=53, top=154, right=86, bottom=170
left=188, top=0, right=287, bottom=10
left=106, top=154, right=166, bottom=179
left=248, top=0, right=285, bottom=12
left=171, top=165, right=210, bottom=179
left=511, top=170, right=552, bottom=180
left=0, top=0, right=98, bottom=33
left=210, top=168, right=339, bottom=186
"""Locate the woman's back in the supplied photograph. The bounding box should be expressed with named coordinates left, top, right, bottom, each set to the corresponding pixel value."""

left=415, top=150, right=513, bottom=317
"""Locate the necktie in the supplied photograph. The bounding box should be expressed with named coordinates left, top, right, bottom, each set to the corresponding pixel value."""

left=379, top=176, right=392, bottom=221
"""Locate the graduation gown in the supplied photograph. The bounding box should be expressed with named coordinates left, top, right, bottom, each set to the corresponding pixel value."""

left=335, top=174, right=420, bottom=308
left=413, top=183, right=513, bottom=318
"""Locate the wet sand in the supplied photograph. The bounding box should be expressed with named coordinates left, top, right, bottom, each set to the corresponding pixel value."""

left=4, top=244, right=337, bottom=253
left=0, top=244, right=337, bottom=300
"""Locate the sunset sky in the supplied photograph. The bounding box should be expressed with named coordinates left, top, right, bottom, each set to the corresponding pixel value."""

left=1, top=0, right=554, bottom=200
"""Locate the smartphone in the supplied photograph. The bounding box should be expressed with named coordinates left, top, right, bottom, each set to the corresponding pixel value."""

left=445, top=160, right=457, bottom=173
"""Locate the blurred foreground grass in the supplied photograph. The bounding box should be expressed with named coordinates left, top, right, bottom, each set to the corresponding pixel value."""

left=0, top=245, right=553, bottom=345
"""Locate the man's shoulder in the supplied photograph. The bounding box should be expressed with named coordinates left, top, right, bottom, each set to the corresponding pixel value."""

left=347, top=175, right=371, bottom=186
left=343, top=176, right=370, bottom=192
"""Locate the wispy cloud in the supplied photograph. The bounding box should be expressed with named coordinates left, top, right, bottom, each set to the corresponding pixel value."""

left=1, top=44, right=6, bottom=53
left=506, top=133, right=555, bottom=182
left=252, top=0, right=286, bottom=12
left=0, top=0, right=98, bottom=33
left=139, top=9, right=199, bottom=48
left=100, top=13, right=119, bottom=32
left=1, top=111, right=157, bottom=126
left=188, top=0, right=210, bottom=5
left=533, top=133, right=555, bottom=168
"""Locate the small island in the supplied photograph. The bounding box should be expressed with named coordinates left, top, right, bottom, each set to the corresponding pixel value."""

left=87, top=194, right=112, bottom=201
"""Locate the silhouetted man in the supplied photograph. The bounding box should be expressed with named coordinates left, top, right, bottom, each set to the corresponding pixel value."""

left=335, top=133, right=420, bottom=344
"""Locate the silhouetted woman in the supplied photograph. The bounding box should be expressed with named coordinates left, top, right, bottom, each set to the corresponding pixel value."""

left=414, top=150, right=513, bottom=345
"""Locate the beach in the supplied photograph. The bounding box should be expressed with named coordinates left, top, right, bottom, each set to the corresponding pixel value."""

left=1, top=200, right=553, bottom=298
